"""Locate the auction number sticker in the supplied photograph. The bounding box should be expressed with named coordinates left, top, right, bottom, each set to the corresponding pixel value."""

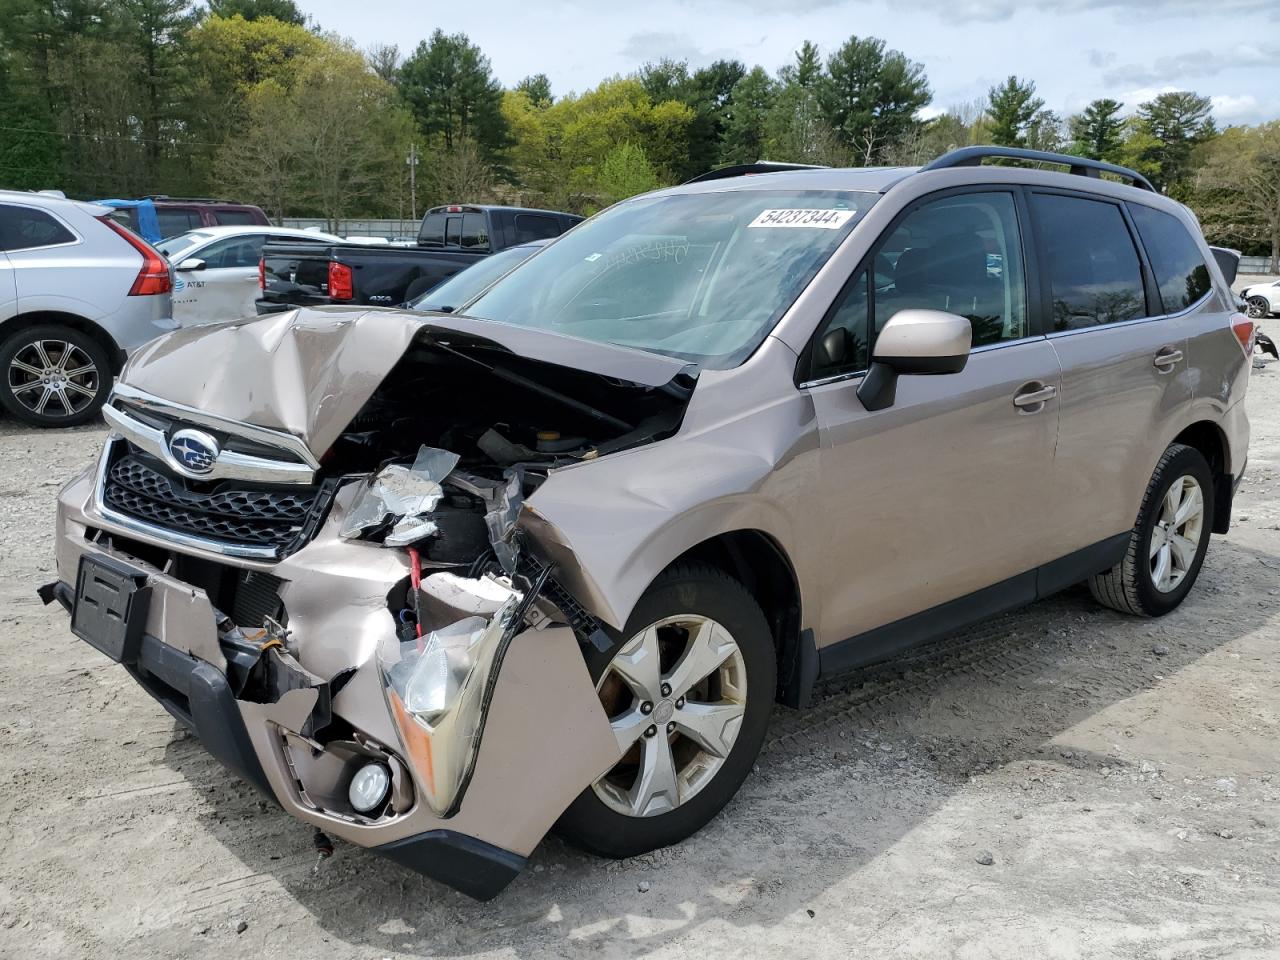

left=748, top=208, right=856, bottom=229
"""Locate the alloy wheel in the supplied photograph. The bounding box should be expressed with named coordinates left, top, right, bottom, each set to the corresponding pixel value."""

left=1246, top=296, right=1270, bottom=320
left=6, top=339, right=100, bottom=419
left=1150, top=474, right=1204, bottom=593
left=592, top=615, right=747, bottom=818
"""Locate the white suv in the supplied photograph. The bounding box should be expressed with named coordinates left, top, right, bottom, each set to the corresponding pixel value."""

left=1241, top=278, right=1279, bottom=318
left=0, top=191, right=175, bottom=426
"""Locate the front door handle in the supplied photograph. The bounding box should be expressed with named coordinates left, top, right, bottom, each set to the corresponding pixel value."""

left=1153, top=347, right=1183, bottom=371
left=1013, top=382, right=1057, bottom=411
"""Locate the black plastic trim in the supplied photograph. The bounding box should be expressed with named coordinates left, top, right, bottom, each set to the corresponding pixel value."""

left=1213, top=472, right=1236, bottom=535
left=123, top=631, right=276, bottom=801
left=922, top=146, right=1156, bottom=192
left=684, top=161, right=828, bottom=184
left=373, top=829, right=526, bottom=901
left=814, top=534, right=1129, bottom=682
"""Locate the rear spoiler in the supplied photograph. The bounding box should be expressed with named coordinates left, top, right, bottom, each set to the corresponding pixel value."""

left=1209, top=246, right=1241, bottom=286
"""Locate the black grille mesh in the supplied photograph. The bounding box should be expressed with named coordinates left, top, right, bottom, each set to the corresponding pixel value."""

left=104, top=453, right=319, bottom=553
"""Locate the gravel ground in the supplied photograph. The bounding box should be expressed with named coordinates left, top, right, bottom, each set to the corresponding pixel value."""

left=0, top=316, right=1277, bottom=959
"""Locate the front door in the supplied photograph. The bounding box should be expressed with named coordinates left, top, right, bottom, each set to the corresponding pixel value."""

left=804, top=188, right=1062, bottom=644
left=173, top=235, right=265, bottom=325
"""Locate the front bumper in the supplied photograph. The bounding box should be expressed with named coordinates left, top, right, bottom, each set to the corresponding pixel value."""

left=51, top=467, right=619, bottom=899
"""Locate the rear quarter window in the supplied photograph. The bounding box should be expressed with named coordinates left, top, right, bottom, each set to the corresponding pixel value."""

left=156, top=209, right=201, bottom=239
left=513, top=214, right=560, bottom=244
left=0, top=204, right=77, bottom=250
left=1127, top=203, right=1212, bottom=313
left=214, top=209, right=260, bottom=226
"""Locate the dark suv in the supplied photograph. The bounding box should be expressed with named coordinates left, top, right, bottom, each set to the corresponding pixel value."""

left=99, top=197, right=270, bottom=243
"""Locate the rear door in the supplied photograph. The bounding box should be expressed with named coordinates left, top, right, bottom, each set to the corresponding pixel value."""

left=0, top=249, right=15, bottom=321
left=806, top=187, right=1062, bottom=645
left=1032, top=190, right=1196, bottom=555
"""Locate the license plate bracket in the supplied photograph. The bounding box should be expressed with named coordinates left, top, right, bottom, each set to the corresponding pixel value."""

left=71, top=554, right=152, bottom=664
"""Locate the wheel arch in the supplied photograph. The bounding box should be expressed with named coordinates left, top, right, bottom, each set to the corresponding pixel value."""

left=667, top=529, right=810, bottom=708
left=1170, top=419, right=1232, bottom=534
left=0, top=311, right=125, bottom=374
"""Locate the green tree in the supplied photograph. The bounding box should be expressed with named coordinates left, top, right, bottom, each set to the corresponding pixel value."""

left=1134, top=91, right=1215, bottom=192
left=398, top=29, right=508, bottom=160
left=597, top=141, right=659, bottom=204
left=986, top=75, right=1044, bottom=147
left=818, top=35, right=931, bottom=164
left=1191, top=122, right=1280, bottom=271
left=1069, top=98, right=1125, bottom=160
left=719, top=66, right=776, bottom=164
left=638, top=57, right=746, bottom=179
left=205, top=0, right=306, bottom=25
left=217, top=48, right=415, bottom=226
left=515, top=72, right=552, bottom=107
left=1025, top=109, right=1065, bottom=153
left=766, top=41, right=841, bottom=165
left=366, top=42, right=399, bottom=84
left=116, top=0, right=197, bottom=185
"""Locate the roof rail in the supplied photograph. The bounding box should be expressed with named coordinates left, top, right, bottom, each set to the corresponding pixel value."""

left=684, top=161, right=828, bottom=184
left=920, top=146, right=1156, bottom=193
left=142, top=195, right=240, bottom=204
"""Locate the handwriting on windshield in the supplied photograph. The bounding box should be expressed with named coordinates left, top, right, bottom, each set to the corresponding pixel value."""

left=602, top=238, right=691, bottom=272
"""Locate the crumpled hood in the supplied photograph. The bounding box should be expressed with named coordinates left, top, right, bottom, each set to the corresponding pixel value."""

left=119, top=307, right=693, bottom=456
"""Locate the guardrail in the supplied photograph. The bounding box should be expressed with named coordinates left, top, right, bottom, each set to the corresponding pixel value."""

left=1239, top=255, right=1278, bottom=275
left=274, top=218, right=419, bottom=239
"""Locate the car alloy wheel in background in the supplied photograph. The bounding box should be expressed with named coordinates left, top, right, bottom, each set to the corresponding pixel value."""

left=0, top=324, right=112, bottom=427
left=1246, top=295, right=1271, bottom=319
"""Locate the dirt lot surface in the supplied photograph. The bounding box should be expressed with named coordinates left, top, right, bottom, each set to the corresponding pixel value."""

left=1, top=319, right=1277, bottom=959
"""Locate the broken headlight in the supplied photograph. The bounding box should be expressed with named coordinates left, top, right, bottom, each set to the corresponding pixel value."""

left=378, top=575, right=524, bottom=816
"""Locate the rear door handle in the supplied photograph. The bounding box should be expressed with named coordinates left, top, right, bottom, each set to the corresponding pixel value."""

left=1012, top=383, right=1056, bottom=410
left=1153, top=347, right=1183, bottom=370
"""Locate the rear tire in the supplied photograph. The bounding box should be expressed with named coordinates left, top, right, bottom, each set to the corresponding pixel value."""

left=0, top=324, right=111, bottom=427
left=1089, top=443, right=1214, bottom=617
left=556, top=562, right=775, bottom=859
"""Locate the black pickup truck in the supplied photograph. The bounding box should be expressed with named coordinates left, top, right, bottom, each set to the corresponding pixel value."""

left=256, top=204, right=582, bottom=313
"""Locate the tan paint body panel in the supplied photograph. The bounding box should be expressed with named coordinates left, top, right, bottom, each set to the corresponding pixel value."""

left=55, top=474, right=619, bottom=856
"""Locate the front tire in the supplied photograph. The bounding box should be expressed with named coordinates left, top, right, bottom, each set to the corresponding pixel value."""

left=1089, top=443, right=1214, bottom=617
left=1246, top=296, right=1271, bottom=320
left=0, top=324, right=112, bottom=427
left=556, top=563, right=775, bottom=859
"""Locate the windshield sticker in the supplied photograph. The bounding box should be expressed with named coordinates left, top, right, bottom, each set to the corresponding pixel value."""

left=748, top=208, right=856, bottom=230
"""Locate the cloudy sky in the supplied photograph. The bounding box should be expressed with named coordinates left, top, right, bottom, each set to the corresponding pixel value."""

left=302, top=0, right=1280, bottom=125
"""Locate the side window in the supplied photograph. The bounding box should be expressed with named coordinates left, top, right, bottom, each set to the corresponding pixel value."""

left=214, top=209, right=258, bottom=226
left=1127, top=203, right=1212, bottom=313
left=513, top=214, right=559, bottom=244
left=0, top=204, right=76, bottom=251
left=810, top=268, right=871, bottom=378
left=1031, top=194, right=1147, bottom=330
left=874, top=191, right=1028, bottom=347
left=460, top=213, right=490, bottom=250
left=199, top=236, right=264, bottom=269
left=419, top=212, right=446, bottom=248
left=156, top=209, right=200, bottom=239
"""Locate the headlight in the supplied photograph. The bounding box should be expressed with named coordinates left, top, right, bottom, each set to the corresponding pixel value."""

left=379, top=576, right=525, bottom=816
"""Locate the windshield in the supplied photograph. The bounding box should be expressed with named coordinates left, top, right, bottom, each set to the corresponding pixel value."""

left=464, top=189, right=878, bottom=368
left=409, top=242, right=546, bottom=311
left=157, top=233, right=208, bottom=258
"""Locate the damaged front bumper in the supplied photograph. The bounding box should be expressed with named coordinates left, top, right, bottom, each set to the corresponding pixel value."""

left=47, top=468, right=621, bottom=900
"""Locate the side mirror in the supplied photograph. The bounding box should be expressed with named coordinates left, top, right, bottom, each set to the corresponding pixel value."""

left=857, top=309, right=972, bottom=412
left=176, top=258, right=205, bottom=272
left=816, top=327, right=851, bottom=368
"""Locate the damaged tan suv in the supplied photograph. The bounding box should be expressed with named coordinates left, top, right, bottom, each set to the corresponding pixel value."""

left=45, top=147, right=1254, bottom=899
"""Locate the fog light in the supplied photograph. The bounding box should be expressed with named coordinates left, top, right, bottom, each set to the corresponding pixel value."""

left=348, top=762, right=391, bottom=813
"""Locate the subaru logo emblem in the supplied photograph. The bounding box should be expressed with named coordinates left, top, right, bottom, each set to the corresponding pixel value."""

left=168, top=428, right=219, bottom=475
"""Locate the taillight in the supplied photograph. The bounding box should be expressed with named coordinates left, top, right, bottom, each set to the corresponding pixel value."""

left=1231, top=315, right=1255, bottom=354
left=328, top=261, right=354, bottom=301
left=99, top=216, right=171, bottom=296
left=258, top=257, right=266, bottom=290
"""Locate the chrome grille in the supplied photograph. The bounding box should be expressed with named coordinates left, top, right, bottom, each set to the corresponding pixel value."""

left=101, top=450, right=324, bottom=557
